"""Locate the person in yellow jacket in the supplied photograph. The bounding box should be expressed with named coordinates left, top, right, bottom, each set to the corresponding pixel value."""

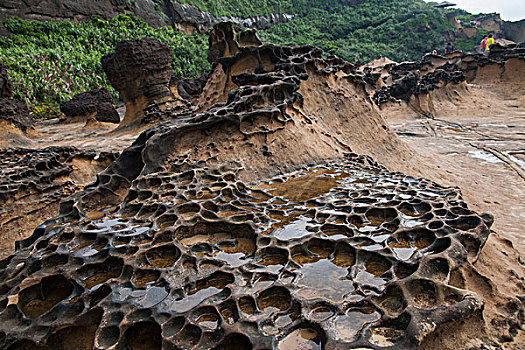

left=485, top=34, right=494, bottom=52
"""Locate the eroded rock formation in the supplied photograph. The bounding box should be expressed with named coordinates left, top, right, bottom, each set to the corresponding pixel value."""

left=0, top=98, right=32, bottom=133
left=207, top=22, right=263, bottom=63
left=0, top=155, right=494, bottom=349
left=0, top=22, right=521, bottom=350
left=0, top=63, right=12, bottom=98
left=0, top=64, right=34, bottom=144
left=362, top=44, right=525, bottom=117
left=164, top=1, right=293, bottom=34
left=0, top=0, right=293, bottom=37
left=60, top=88, right=120, bottom=124
left=0, top=0, right=169, bottom=36
left=0, top=147, right=117, bottom=260
left=101, top=38, right=173, bottom=126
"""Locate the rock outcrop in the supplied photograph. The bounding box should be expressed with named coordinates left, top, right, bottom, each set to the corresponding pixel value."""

left=0, top=98, right=32, bottom=133
left=60, top=88, right=120, bottom=124
left=170, top=74, right=209, bottom=100
left=503, top=19, right=525, bottom=43
left=362, top=44, right=525, bottom=117
left=101, top=38, right=173, bottom=126
left=0, top=63, right=12, bottom=98
left=0, top=147, right=117, bottom=259
left=0, top=63, right=34, bottom=146
left=0, top=0, right=169, bottom=36
left=0, top=0, right=293, bottom=37
left=0, top=22, right=520, bottom=350
left=207, top=22, right=263, bottom=63
left=164, top=1, right=294, bottom=34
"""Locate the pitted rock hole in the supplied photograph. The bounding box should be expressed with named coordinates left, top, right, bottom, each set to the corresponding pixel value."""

left=18, top=275, right=74, bottom=318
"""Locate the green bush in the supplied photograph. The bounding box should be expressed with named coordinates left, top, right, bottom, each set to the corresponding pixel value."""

left=0, top=14, right=210, bottom=109
left=30, top=103, right=64, bottom=121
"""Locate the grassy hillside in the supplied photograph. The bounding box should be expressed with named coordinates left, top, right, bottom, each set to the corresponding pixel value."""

left=0, top=14, right=210, bottom=111
left=178, top=0, right=455, bottom=62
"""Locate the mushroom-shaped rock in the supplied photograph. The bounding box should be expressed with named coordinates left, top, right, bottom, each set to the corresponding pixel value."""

left=60, top=88, right=120, bottom=124
left=101, top=38, right=173, bottom=126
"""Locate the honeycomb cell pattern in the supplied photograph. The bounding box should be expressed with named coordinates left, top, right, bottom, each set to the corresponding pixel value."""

left=0, top=153, right=492, bottom=349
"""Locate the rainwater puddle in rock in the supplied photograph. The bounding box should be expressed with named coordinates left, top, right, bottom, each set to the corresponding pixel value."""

left=113, top=286, right=168, bottom=309
left=331, top=307, right=381, bottom=342
left=293, top=259, right=355, bottom=303
left=252, top=168, right=349, bottom=202
left=278, top=328, right=322, bottom=350
left=271, top=215, right=313, bottom=240
left=181, top=234, right=255, bottom=267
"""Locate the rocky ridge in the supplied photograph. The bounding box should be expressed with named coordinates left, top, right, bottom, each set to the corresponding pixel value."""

left=360, top=43, right=525, bottom=118
left=0, top=0, right=293, bottom=36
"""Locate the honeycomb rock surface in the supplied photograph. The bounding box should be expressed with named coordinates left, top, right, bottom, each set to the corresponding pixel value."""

left=0, top=147, right=117, bottom=259
left=60, top=88, right=120, bottom=124
left=0, top=155, right=492, bottom=350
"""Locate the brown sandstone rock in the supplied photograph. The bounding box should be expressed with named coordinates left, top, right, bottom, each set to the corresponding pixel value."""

left=0, top=63, right=12, bottom=98
left=101, top=38, right=173, bottom=126
left=0, top=98, right=33, bottom=133
left=208, top=21, right=262, bottom=63
left=60, top=88, right=119, bottom=124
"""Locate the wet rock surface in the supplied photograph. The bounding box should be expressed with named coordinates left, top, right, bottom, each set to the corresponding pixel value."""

left=0, top=155, right=492, bottom=349
left=0, top=147, right=118, bottom=260
left=60, top=88, right=120, bottom=124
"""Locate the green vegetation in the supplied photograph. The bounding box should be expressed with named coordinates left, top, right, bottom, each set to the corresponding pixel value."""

left=178, top=0, right=455, bottom=62
left=0, top=14, right=210, bottom=109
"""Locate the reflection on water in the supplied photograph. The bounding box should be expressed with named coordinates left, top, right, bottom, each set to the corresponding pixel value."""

left=278, top=328, right=322, bottom=350
left=294, top=259, right=355, bottom=303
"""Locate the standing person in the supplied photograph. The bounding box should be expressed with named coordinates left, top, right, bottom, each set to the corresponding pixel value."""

left=485, top=34, right=494, bottom=52
left=446, top=42, right=454, bottom=53
left=480, top=35, right=487, bottom=53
